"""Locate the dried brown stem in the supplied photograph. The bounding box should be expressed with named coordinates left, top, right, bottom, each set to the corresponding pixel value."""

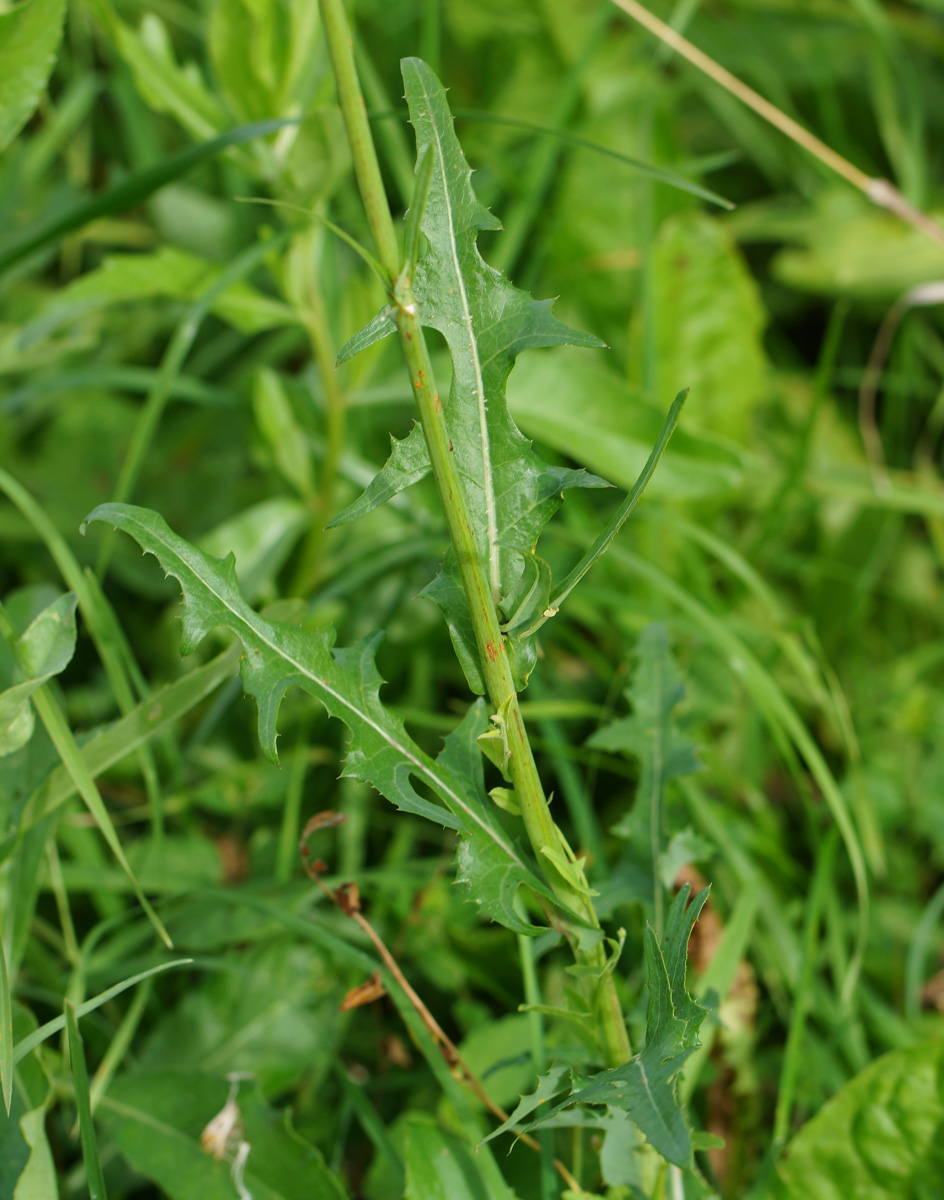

left=299, top=815, right=579, bottom=1192
left=610, top=0, right=944, bottom=250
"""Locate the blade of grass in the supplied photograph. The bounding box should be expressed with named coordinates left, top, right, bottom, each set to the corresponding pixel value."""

left=549, top=389, right=688, bottom=614
left=904, top=880, right=944, bottom=1020
left=527, top=676, right=605, bottom=873
left=608, top=0, right=944, bottom=247
left=491, top=8, right=610, bottom=278
left=66, top=1004, right=109, bottom=1200
left=13, top=960, right=191, bottom=1064
left=449, top=110, right=734, bottom=211
left=11, top=644, right=239, bottom=841
left=25, top=683, right=171, bottom=947
left=0, top=119, right=294, bottom=276
left=680, top=888, right=759, bottom=1101
left=88, top=977, right=153, bottom=1114
left=772, top=829, right=839, bottom=1146
left=0, top=935, right=12, bottom=1116
left=515, top=895, right=557, bottom=1200
left=333, top=1064, right=406, bottom=1195
left=0, top=595, right=168, bottom=945
left=95, top=231, right=294, bottom=578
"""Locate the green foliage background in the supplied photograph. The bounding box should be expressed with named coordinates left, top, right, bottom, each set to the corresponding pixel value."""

left=1, top=0, right=944, bottom=1197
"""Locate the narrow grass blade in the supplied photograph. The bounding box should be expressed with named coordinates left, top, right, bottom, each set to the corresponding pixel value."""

left=550, top=388, right=688, bottom=613
left=29, top=687, right=172, bottom=947
left=334, top=1064, right=405, bottom=1195
left=66, top=1004, right=109, bottom=1200
left=905, top=880, right=944, bottom=1020
left=88, top=978, right=153, bottom=1114
left=13, top=960, right=191, bottom=1064
left=373, top=108, right=737, bottom=210
left=95, top=231, right=293, bottom=578
left=773, top=829, right=838, bottom=1147
left=11, top=645, right=239, bottom=841
left=681, top=887, right=760, bottom=1102
left=0, top=935, right=12, bottom=1116
left=0, top=120, right=293, bottom=275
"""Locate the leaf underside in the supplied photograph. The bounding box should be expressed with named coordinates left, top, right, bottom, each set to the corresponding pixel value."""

left=85, top=503, right=559, bottom=936
left=331, top=57, right=609, bottom=693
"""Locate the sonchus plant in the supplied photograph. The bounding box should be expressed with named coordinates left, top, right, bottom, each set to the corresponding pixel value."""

left=85, top=7, right=709, bottom=1193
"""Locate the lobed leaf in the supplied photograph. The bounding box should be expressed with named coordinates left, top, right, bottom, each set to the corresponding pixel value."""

left=84, top=503, right=561, bottom=934
left=588, top=623, right=701, bottom=846
left=484, top=887, right=711, bottom=1168
left=333, top=58, right=609, bottom=692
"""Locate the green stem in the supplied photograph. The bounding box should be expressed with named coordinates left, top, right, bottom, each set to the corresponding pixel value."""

left=319, top=0, right=400, bottom=279
left=318, top=0, right=630, bottom=1068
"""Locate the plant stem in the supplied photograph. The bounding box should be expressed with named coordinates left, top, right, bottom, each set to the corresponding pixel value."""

left=318, top=0, right=400, bottom=279
left=318, top=0, right=630, bottom=1067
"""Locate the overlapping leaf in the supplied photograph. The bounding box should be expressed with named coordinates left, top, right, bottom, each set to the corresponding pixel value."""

left=0, top=0, right=67, bottom=155
left=330, top=58, right=608, bottom=692
left=84, top=503, right=558, bottom=934
left=484, top=886, right=711, bottom=1168
left=0, top=592, right=77, bottom=757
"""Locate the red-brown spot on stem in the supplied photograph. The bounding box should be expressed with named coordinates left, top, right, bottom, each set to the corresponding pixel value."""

left=449, top=440, right=454, bottom=451
left=434, top=395, right=442, bottom=412
left=486, top=641, right=498, bottom=662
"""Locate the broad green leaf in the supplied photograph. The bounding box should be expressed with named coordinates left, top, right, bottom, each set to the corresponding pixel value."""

left=588, top=624, right=701, bottom=847
left=85, top=0, right=225, bottom=141
left=30, top=246, right=297, bottom=340
left=333, top=58, right=609, bottom=693
left=99, top=1072, right=348, bottom=1200
left=775, top=1040, right=944, bottom=1200
left=486, top=887, right=710, bottom=1168
left=0, top=593, right=77, bottom=758
left=0, top=0, right=67, bottom=155
left=83, top=504, right=562, bottom=935
left=766, top=188, right=944, bottom=300
left=507, top=350, right=747, bottom=498
left=252, top=370, right=315, bottom=499
left=208, top=0, right=319, bottom=125
left=628, top=211, right=767, bottom=442
left=404, top=1113, right=515, bottom=1200
left=65, top=1007, right=107, bottom=1200
left=0, top=1005, right=54, bottom=1197
left=200, top=499, right=310, bottom=604
left=135, top=939, right=339, bottom=1094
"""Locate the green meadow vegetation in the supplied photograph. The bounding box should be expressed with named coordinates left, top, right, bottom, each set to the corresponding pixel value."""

left=2, top=0, right=944, bottom=1196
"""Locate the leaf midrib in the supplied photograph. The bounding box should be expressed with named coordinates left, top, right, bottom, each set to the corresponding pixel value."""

left=130, top=513, right=529, bottom=873
left=415, top=67, right=501, bottom=603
